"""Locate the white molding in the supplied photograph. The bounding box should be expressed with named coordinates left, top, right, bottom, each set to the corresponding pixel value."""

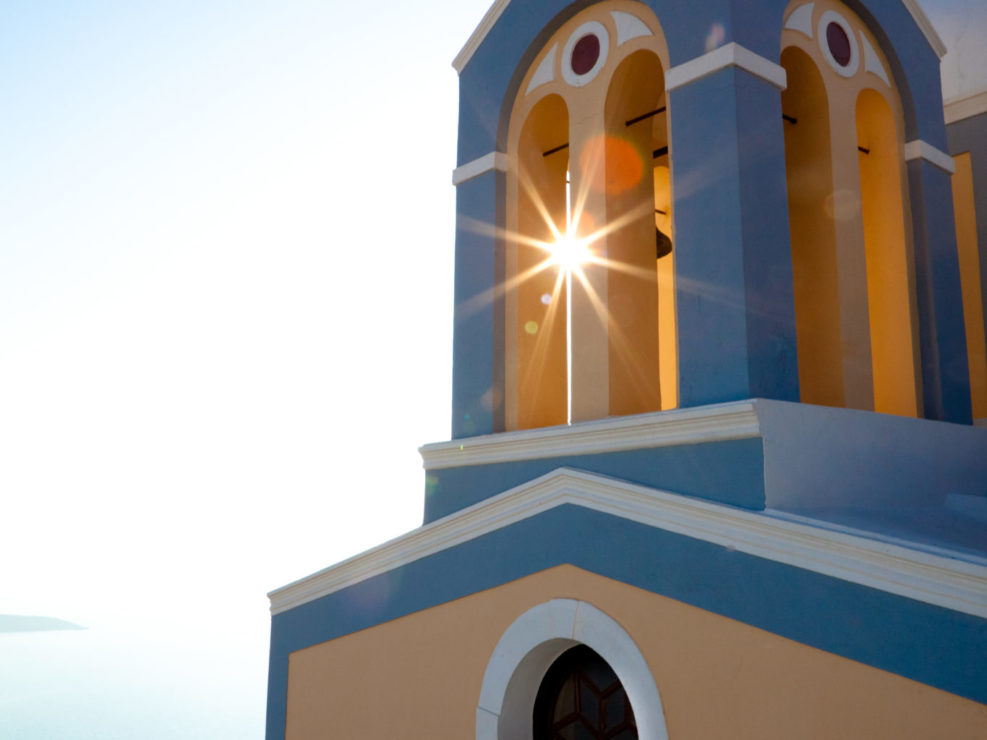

left=476, top=599, right=668, bottom=740
left=860, top=32, right=890, bottom=86
left=420, top=400, right=760, bottom=470
left=453, top=151, right=510, bottom=186
left=944, top=86, right=987, bottom=125
left=904, top=139, right=956, bottom=174
left=453, top=0, right=512, bottom=74
left=268, top=468, right=987, bottom=619
left=666, top=42, right=787, bottom=92
left=899, top=0, right=948, bottom=59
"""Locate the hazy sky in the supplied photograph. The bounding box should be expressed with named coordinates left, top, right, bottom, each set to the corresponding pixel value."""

left=0, top=1, right=982, bottom=738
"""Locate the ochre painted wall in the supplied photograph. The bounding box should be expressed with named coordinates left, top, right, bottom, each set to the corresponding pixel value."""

left=285, top=565, right=987, bottom=739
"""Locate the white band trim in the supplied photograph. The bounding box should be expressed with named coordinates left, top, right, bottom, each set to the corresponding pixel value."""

left=268, top=467, right=987, bottom=619
left=904, top=139, right=956, bottom=174
left=453, top=151, right=510, bottom=186
left=900, top=0, right=948, bottom=59
left=944, top=86, right=987, bottom=125
left=666, top=42, right=787, bottom=92
left=477, top=600, right=669, bottom=740
left=421, top=400, right=759, bottom=469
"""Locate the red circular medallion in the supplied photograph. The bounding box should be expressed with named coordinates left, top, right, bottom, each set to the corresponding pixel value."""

left=571, top=34, right=600, bottom=76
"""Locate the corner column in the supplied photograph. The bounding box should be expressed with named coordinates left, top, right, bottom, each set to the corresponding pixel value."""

left=667, top=44, right=799, bottom=408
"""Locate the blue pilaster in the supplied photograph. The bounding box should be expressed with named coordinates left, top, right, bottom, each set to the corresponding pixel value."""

left=670, top=66, right=799, bottom=407
left=452, top=170, right=504, bottom=437
left=908, top=158, right=973, bottom=423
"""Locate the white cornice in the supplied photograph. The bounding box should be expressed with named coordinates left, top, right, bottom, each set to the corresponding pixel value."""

left=420, top=401, right=760, bottom=470
left=666, top=43, right=787, bottom=91
left=452, top=151, right=510, bottom=186
left=268, top=468, right=987, bottom=619
left=900, top=0, right=948, bottom=59
left=944, top=86, right=987, bottom=125
left=453, top=0, right=512, bottom=74
left=905, top=139, right=956, bottom=174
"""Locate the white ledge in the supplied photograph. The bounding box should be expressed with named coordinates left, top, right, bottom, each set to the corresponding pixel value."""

left=268, top=468, right=987, bottom=619
left=453, top=151, right=509, bottom=186
left=420, top=401, right=760, bottom=470
left=905, top=139, right=956, bottom=174
left=945, top=86, right=987, bottom=125
left=665, top=43, right=787, bottom=91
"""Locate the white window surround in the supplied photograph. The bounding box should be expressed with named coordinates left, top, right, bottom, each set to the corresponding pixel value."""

left=476, top=599, right=668, bottom=740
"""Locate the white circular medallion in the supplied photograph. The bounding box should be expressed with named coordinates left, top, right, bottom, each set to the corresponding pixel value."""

left=561, top=21, right=609, bottom=88
left=817, top=10, right=859, bottom=78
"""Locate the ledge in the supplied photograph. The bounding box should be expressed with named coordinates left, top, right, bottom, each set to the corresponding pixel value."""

left=419, top=401, right=760, bottom=470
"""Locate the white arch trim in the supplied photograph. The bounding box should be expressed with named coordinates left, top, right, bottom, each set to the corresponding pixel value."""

left=476, top=599, right=669, bottom=740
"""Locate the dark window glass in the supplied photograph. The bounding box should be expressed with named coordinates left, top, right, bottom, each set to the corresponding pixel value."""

left=533, top=645, right=638, bottom=740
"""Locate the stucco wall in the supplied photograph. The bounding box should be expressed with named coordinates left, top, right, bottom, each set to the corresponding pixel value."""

left=285, top=565, right=987, bottom=739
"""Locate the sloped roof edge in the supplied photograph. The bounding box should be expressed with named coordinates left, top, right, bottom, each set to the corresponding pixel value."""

left=451, top=0, right=946, bottom=74
left=268, top=467, right=987, bottom=618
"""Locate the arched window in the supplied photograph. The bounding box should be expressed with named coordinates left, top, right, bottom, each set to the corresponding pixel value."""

left=781, top=0, right=919, bottom=416
left=533, top=645, right=638, bottom=739
left=505, top=3, right=677, bottom=431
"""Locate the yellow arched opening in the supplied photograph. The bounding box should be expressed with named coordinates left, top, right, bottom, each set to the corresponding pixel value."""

left=856, top=88, right=918, bottom=416
left=781, top=45, right=844, bottom=407
left=512, top=94, right=570, bottom=430
left=603, top=49, right=675, bottom=416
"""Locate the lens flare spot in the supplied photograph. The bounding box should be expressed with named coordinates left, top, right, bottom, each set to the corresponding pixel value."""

left=705, top=22, right=726, bottom=52
left=579, top=135, right=643, bottom=194
left=525, top=320, right=539, bottom=334
left=824, top=189, right=861, bottom=220
left=541, top=293, right=553, bottom=305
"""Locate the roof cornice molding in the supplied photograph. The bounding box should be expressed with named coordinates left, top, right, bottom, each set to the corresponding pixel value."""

left=268, top=468, right=987, bottom=619
left=900, top=0, right=947, bottom=59
left=453, top=0, right=512, bottom=74
left=451, top=0, right=947, bottom=74
left=944, top=85, right=987, bottom=125
left=420, top=400, right=760, bottom=470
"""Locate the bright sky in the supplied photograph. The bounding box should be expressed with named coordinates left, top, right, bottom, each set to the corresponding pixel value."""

left=0, top=1, right=982, bottom=738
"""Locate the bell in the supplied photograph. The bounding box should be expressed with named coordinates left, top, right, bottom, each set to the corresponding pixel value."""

left=655, top=226, right=673, bottom=259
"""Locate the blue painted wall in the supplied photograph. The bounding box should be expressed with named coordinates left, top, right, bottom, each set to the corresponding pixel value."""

left=424, top=436, right=765, bottom=522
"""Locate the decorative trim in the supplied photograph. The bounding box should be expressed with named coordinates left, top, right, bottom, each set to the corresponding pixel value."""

left=860, top=32, right=890, bottom=86
left=453, top=151, right=510, bottom=186
left=665, top=42, right=787, bottom=92
left=561, top=20, right=610, bottom=88
left=818, top=10, right=859, bottom=78
left=900, top=0, right=948, bottom=59
left=904, top=139, right=956, bottom=175
left=450, top=0, right=947, bottom=72
left=783, top=2, right=814, bottom=39
left=611, top=10, right=653, bottom=47
left=526, top=44, right=557, bottom=95
left=268, top=468, right=987, bottom=619
left=420, top=400, right=760, bottom=470
left=453, top=0, right=512, bottom=74
left=476, top=599, right=668, bottom=740
left=944, top=86, right=987, bottom=125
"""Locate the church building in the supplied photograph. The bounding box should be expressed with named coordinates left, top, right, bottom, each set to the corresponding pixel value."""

left=266, top=1, right=987, bottom=737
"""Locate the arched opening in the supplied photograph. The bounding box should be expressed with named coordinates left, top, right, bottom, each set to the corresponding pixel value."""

left=781, top=45, right=844, bottom=407
left=856, top=88, right=919, bottom=416
left=780, top=0, right=920, bottom=416
left=603, top=49, right=676, bottom=416
left=504, top=5, right=676, bottom=431
left=533, top=645, right=638, bottom=739
left=512, top=94, right=570, bottom=430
